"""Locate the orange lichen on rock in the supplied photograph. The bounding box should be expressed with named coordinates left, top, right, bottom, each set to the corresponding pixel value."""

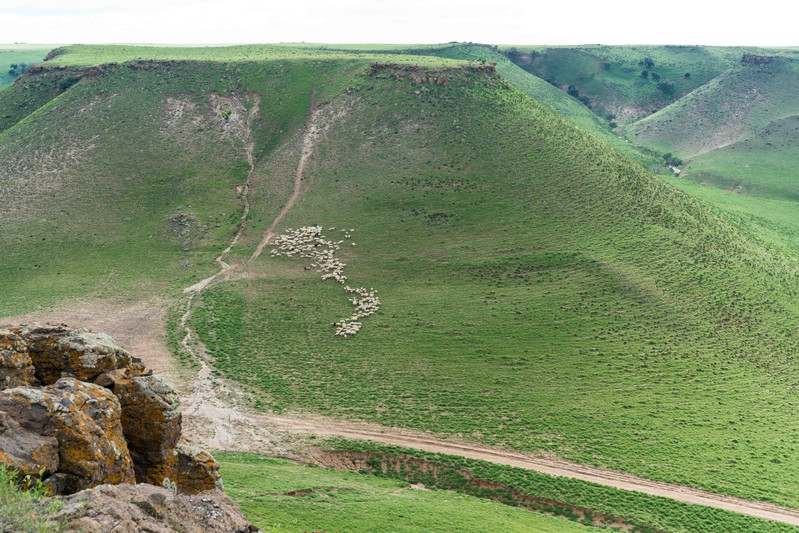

left=115, top=374, right=182, bottom=486
left=0, top=323, right=221, bottom=497
left=13, top=324, right=145, bottom=385
left=0, top=329, right=35, bottom=389
left=0, top=410, right=59, bottom=478
left=0, top=378, right=135, bottom=494
left=174, top=440, right=223, bottom=494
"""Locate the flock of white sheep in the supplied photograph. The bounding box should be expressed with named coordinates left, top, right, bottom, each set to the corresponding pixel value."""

left=271, top=225, right=380, bottom=337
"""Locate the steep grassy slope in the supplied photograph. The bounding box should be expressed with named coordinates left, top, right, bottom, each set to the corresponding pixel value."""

left=7, top=45, right=799, bottom=513
left=629, top=56, right=799, bottom=160
left=0, top=56, right=364, bottom=314
left=179, top=63, right=799, bottom=506
left=0, top=64, right=85, bottom=133
left=680, top=115, right=799, bottom=200
left=503, top=45, right=797, bottom=123
left=288, top=43, right=660, bottom=168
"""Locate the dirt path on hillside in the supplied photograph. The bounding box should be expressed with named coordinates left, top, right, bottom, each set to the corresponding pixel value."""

left=249, top=89, right=322, bottom=263
left=180, top=90, right=333, bottom=451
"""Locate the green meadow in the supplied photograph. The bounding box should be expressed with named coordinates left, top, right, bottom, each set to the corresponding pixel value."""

left=220, top=454, right=604, bottom=533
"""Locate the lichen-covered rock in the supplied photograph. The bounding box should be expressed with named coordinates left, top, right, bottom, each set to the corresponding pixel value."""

left=174, top=441, right=223, bottom=494
left=114, top=375, right=181, bottom=485
left=0, top=410, right=59, bottom=478
left=53, top=484, right=258, bottom=533
left=93, top=368, right=129, bottom=388
left=0, top=329, right=35, bottom=389
left=14, top=324, right=145, bottom=385
left=0, top=378, right=135, bottom=493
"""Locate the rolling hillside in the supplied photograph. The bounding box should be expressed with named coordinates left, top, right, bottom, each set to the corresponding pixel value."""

left=5, top=44, right=799, bottom=527
left=294, top=42, right=660, bottom=168
left=628, top=55, right=799, bottom=160
left=503, top=44, right=799, bottom=123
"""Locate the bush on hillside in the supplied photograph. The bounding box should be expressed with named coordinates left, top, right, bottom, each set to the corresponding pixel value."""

left=657, top=81, right=675, bottom=93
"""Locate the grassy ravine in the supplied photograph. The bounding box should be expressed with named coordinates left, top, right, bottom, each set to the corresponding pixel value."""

left=501, top=44, right=799, bottom=124
left=315, top=439, right=799, bottom=533
left=629, top=57, right=799, bottom=160
left=219, top=454, right=602, bottom=532
left=0, top=464, right=64, bottom=533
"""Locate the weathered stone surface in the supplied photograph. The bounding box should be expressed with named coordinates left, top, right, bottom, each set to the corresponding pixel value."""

left=174, top=440, right=223, bottom=494
left=114, top=375, right=181, bottom=485
left=14, top=324, right=145, bottom=385
left=0, top=409, right=59, bottom=477
left=0, top=329, right=35, bottom=389
left=93, top=368, right=129, bottom=389
left=54, top=484, right=258, bottom=533
left=0, top=378, right=135, bottom=493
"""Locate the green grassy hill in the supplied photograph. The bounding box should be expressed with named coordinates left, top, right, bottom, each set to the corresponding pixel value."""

left=292, top=43, right=659, bottom=168
left=6, top=43, right=799, bottom=520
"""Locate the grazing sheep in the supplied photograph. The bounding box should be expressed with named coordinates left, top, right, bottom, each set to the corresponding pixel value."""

left=272, top=225, right=381, bottom=337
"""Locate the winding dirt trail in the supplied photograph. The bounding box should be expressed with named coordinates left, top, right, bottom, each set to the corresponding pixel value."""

left=179, top=91, right=332, bottom=451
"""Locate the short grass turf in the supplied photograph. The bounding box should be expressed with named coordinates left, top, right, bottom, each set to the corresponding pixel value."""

left=219, top=454, right=603, bottom=533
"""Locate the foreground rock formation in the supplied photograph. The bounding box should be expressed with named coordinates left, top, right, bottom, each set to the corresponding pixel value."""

left=0, top=324, right=221, bottom=496
left=55, top=483, right=257, bottom=533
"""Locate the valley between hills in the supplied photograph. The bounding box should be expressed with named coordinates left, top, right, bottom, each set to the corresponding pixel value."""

left=3, top=42, right=799, bottom=532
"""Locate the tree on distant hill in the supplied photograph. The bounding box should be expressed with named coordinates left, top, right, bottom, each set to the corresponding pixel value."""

left=567, top=85, right=580, bottom=98
left=7, top=62, right=29, bottom=77
left=651, top=72, right=661, bottom=81
left=639, top=57, right=655, bottom=69
left=657, top=81, right=675, bottom=94
left=641, top=70, right=649, bottom=79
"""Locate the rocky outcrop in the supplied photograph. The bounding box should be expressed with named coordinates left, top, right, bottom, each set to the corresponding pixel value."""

left=54, top=484, right=258, bottom=533
left=0, top=378, right=136, bottom=494
left=0, top=329, right=35, bottom=389
left=12, top=324, right=145, bottom=385
left=115, top=375, right=182, bottom=486
left=0, top=409, right=58, bottom=477
left=0, top=324, right=220, bottom=497
left=366, top=62, right=498, bottom=88
left=174, top=441, right=223, bottom=494
left=741, top=54, right=777, bottom=65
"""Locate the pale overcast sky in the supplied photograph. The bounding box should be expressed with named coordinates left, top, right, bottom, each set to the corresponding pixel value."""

left=1, top=0, right=796, bottom=47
